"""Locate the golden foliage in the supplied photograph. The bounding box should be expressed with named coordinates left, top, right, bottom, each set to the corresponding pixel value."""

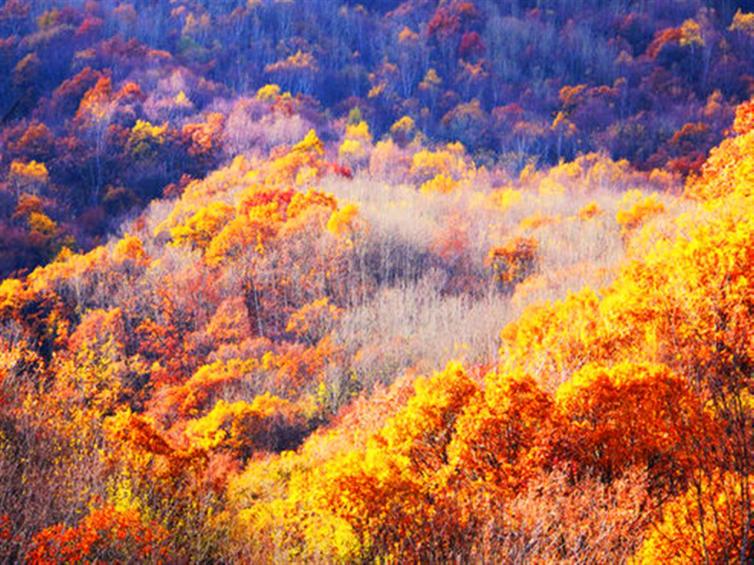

left=730, top=10, right=754, bottom=35
left=634, top=472, right=753, bottom=563
left=615, top=189, right=665, bottom=238
left=9, top=159, right=49, bottom=182
left=256, top=83, right=281, bottom=102
left=184, top=394, right=301, bottom=456
left=326, top=203, right=359, bottom=236
left=685, top=101, right=754, bottom=200
left=113, top=233, right=149, bottom=265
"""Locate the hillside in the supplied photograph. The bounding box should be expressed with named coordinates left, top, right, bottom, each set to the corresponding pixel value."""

left=1, top=1, right=754, bottom=563
left=2, top=0, right=754, bottom=277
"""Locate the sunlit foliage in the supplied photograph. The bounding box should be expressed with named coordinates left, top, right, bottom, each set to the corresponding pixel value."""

left=1, top=2, right=753, bottom=562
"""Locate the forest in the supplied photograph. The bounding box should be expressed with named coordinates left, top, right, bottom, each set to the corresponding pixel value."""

left=0, top=0, right=753, bottom=562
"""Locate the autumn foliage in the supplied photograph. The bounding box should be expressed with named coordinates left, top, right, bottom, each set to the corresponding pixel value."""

left=1, top=1, right=754, bottom=563
left=27, top=505, right=167, bottom=564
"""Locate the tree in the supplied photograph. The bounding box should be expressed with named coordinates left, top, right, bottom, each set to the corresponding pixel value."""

left=556, top=362, right=715, bottom=488
left=27, top=505, right=168, bottom=564
left=446, top=369, right=556, bottom=524
left=486, top=236, right=538, bottom=291
left=635, top=472, right=753, bottom=563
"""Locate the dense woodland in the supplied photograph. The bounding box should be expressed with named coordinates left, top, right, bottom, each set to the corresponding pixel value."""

left=1, top=0, right=754, bottom=563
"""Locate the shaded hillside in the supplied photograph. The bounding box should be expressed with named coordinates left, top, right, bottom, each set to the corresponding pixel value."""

left=1, top=1, right=754, bottom=275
